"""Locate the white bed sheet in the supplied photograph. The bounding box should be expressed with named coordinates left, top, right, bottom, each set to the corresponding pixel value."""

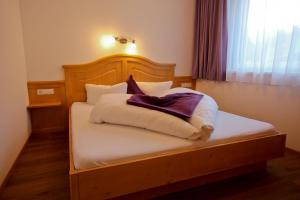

left=71, top=102, right=275, bottom=170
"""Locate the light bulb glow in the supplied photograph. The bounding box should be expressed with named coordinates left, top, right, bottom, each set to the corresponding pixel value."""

left=125, top=42, right=137, bottom=55
left=100, top=35, right=116, bottom=48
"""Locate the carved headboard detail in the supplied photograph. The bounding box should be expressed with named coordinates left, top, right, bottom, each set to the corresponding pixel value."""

left=63, top=54, right=175, bottom=106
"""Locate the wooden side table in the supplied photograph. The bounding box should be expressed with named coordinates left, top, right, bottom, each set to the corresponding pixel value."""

left=27, top=101, right=66, bottom=134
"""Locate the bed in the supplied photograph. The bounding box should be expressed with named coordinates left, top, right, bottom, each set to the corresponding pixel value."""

left=63, top=54, right=286, bottom=200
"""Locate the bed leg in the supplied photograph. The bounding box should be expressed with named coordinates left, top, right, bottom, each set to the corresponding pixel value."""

left=70, top=173, right=79, bottom=200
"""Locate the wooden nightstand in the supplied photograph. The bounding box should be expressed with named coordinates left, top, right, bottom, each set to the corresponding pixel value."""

left=27, top=81, right=67, bottom=134
left=27, top=101, right=66, bottom=134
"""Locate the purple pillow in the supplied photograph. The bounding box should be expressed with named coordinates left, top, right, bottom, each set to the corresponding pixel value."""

left=126, top=75, right=145, bottom=95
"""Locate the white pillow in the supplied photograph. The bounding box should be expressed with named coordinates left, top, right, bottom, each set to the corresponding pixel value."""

left=85, top=83, right=127, bottom=105
left=137, top=81, right=173, bottom=96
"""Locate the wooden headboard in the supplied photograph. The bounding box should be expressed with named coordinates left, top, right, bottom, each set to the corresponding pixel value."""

left=63, top=54, right=175, bottom=106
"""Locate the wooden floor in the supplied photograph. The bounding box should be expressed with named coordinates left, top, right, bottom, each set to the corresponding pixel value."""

left=1, top=132, right=300, bottom=200
left=0, top=133, right=69, bottom=200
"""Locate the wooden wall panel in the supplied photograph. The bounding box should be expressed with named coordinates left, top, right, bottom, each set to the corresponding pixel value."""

left=26, top=75, right=192, bottom=133
left=173, top=76, right=196, bottom=89
left=27, top=81, right=67, bottom=133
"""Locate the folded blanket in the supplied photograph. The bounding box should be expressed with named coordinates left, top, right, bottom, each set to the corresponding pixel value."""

left=90, top=94, right=202, bottom=140
left=90, top=88, right=218, bottom=140
left=161, top=87, right=219, bottom=138
left=127, top=93, right=203, bottom=119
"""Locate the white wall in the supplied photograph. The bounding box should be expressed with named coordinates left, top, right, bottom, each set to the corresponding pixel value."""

left=0, top=0, right=30, bottom=186
left=197, top=80, right=300, bottom=152
left=20, top=0, right=196, bottom=81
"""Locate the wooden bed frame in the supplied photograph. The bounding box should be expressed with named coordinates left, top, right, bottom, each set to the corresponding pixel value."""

left=63, top=54, right=286, bottom=200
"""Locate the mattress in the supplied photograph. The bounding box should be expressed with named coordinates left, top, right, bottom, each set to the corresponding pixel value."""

left=71, top=102, right=275, bottom=170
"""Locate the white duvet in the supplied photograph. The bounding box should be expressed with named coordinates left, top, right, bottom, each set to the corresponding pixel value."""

left=90, top=88, right=218, bottom=140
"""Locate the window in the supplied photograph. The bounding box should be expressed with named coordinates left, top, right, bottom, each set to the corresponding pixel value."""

left=227, top=0, right=300, bottom=86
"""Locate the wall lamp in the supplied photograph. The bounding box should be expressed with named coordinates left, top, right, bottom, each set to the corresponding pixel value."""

left=114, top=37, right=135, bottom=45
left=100, top=35, right=137, bottom=54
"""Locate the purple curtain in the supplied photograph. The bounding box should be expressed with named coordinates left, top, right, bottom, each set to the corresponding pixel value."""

left=192, top=0, right=228, bottom=81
